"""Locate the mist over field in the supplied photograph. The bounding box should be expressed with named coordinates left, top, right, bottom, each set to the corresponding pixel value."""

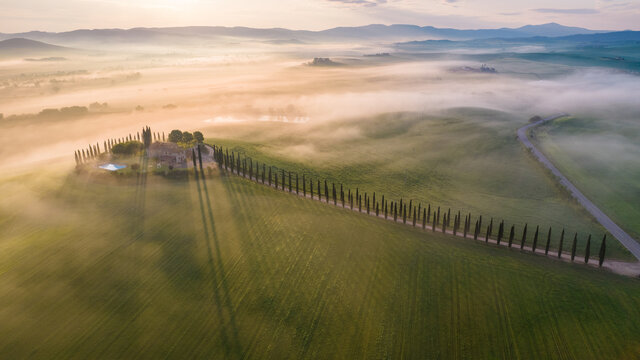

left=2, top=34, right=640, bottom=172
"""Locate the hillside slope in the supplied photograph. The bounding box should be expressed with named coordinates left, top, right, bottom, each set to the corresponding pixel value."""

left=0, top=167, right=638, bottom=359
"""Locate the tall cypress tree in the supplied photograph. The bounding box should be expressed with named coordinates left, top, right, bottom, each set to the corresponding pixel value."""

left=318, top=180, right=321, bottom=200
left=403, top=205, right=407, bottom=224
left=432, top=213, right=437, bottom=232
left=275, top=171, right=278, bottom=189
left=442, top=214, right=447, bottom=233
left=521, top=224, right=528, bottom=250
left=545, top=227, right=552, bottom=255
left=473, top=220, right=479, bottom=240
left=418, top=204, right=421, bottom=221
left=303, top=175, right=306, bottom=196
left=282, top=170, right=286, bottom=191
left=557, top=229, right=565, bottom=258
left=497, top=221, right=504, bottom=245
left=485, top=218, right=492, bottom=243
left=310, top=179, right=314, bottom=198
left=427, top=204, right=431, bottom=224
left=412, top=208, right=416, bottom=227
left=340, top=184, right=344, bottom=207
left=532, top=226, right=539, bottom=253
left=376, top=202, right=379, bottom=216
left=508, top=225, right=515, bottom=248
left=584, top=234, right=591, bottom=264
left=598, top=235, right=606, bottom=267
left=385, top=201, right=388, bottom=219
left=571, top=233, right=578, bottom=261
left=422, top=208, right=426, bottom=229
left=394, top=202, right=398, bottom=221
left=296, top=174, right=299, bottom=194
left=268, top=167, right=272, bottom=185
left=332, top=183, right=337, bottom=205
left=437, top=207, right=440, bottom=225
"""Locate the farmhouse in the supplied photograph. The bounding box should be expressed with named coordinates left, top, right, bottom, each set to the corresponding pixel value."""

left=149, top=142, right=188, bottom=168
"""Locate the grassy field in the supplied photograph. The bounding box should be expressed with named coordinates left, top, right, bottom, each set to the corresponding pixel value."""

left=1, top=165, right=639, bottom=359
left=203, top=109, right=633, bottom=260
left=533, top=114, right=640, bottom=240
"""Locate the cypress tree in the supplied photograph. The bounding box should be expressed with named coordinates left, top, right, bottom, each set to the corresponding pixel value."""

left=412, top=208, right=416, bottom=227
left=497, top=221, right=504, bottom=245
left=275, top=171, right=278, bottom=189
left=318, top=180, right=321, bottom=200
left=282, top=170, right=286, bottom=190
left=373, top=193, right=376, bottom=209
left=394, top=203, right=398, bottom=221
left=463, top=215, right=468, bottom=238
left=288, top=172, right=292, bottom=192
left=333, top=183, right=337, bottom=205
left=598, top=235, right=606, bottom=267
left=437, top=207, right=440, bottom=225
left=478, top=216, right=483, bottom=235
left=447, top=209, right=451, bottom=227
left=268, top=167, right=272, bottom=185
left=399, top=198, right=403, bottom=213
left=340, top=184, right=344, bottom=207
left=584, top=234, right=591, bottom=264
left=384, top=201, right=388, bottom=219
left=310, top=179, right=314, bottom=198
left=197, top=145, right=204, bottom=172
left=358, top=195, right=362, bottom=212
left=262, top=164, right=266, bottom=183
left=545, top=227, right=552, bottom=255
left=532, top=226, right=539, bottom=253
left=442, top=214, right=447, bottom=233
left=409, top=200, right=412, bottom=216
left=366, top=195, right=370, bottom=214
left=303, top=175, right=306, bottom=196
left=571, top=233, right=578, bottom=261
left=557, top=229, right=565, bottom=258
left=521, top=224, right=528, bottom=249
left=376, top=202, right=379, bottom=216
left=508, top=225, right=515, bottom=247
left=403, top=205, right=407, bottom=224
left=485, top=218, right=492, bottom=243
left=418, top=204, right=421, bottom=221
left=163, top=132, right=166, bottom=141
left=422, top=208, right=426, bottom=229
left=432, top=213, right=436, bottom=232
left=427, top=204, right=431, bottom=224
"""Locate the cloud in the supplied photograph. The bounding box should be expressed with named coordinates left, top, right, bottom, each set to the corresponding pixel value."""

left=326, top=0, right=386, bottom=7
left=532, top=8, right=600, bottom=15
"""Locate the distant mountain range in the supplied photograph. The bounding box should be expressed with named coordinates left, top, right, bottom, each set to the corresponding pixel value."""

left=0, top=38, right=73, bottom=57
left=0, top=23, right=611, bottom=48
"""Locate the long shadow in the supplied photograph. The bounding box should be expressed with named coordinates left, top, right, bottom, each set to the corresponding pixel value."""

left=195, top=168, right=243, bottom=358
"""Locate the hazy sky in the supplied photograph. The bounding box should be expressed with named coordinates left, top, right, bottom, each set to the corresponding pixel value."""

left=1, top=0, right=639, bottom=33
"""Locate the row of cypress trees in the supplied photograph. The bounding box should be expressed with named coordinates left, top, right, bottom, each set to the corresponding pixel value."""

left=211, top=145, right=608, bottom=267
left=74, top=128, right=164, bottom=165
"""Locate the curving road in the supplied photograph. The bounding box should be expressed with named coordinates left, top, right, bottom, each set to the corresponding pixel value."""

left=518, top=114, right=640, bottom=261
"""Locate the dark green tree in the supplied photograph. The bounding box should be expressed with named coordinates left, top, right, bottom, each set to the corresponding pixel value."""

left=521, top=224, right=528, bottom=250
left=412, top=208, right=416, bottom=227
left=532, top=226, right=539, bottom=252
left=194, top=131, right=204, bottom=143
left=422, top=208, right=426, bottom=229
left=557, top=229, right=565, bottom=258
left=508, top=225, right=515, bottom=247
left=545, top=227, right=552, bottom=255
left=585, top=234, right=591, bottom=264
left=182, top=131, right=194, bottom=143
left=598, top=235, right=606, bottom=267
left=168, top=129, right=183, bottom=143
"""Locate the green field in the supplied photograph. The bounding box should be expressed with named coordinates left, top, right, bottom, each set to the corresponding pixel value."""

left=204, top=109, right=633, bottom=260
left=1, top=166, right=639, bottom=359
left=533, top=114, right=640, bottom=240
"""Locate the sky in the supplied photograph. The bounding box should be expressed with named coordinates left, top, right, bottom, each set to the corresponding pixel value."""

left=1, top=0, right=639, bottom=33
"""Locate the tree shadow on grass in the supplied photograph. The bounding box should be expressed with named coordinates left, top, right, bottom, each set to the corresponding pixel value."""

left=194, top=169, right=243, bottom=359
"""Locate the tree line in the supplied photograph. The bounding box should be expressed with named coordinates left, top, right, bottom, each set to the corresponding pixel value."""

left=211, top=144, right=609, bottom=268
left=74, top=128, right=167, bottom=165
